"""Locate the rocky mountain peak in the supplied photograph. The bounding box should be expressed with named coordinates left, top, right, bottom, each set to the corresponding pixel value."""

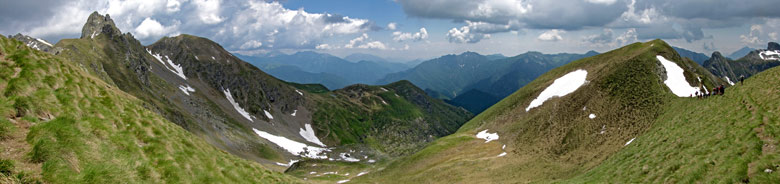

left=768, top=42, right=780, bottom=51
left=9, top=33, right=57, bottom=53
left=710, top=51, right=724, bottom=58
left=80, top=11, right=121, bottom=39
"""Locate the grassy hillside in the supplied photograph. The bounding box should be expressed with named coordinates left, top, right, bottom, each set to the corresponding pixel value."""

left=568, top=65, right=780, bottom=183
left=0, top=35, right=298, bottom=183
left=351, top=40, right=733, bottom=183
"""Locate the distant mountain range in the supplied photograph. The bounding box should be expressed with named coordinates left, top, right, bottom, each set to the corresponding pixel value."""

left=728, top=46, right=757, bottom=60
left=378, top=50, right=598, bottom=114
left=703, top=42, right=780, bottom=84
left=238, top=52, right=412, bottom=90
left=672, top=46, right=709, bottom=65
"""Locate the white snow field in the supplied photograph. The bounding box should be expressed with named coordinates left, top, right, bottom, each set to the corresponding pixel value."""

left=291, top=110, right=297, bottom=116
left=589, top=114, right=596, bottom=119
left=147, top=49, right=187, bottom=80
left=725, top=77, right=735, bottom=86
left=497, top=152, right=507, bottom=157
left=36, top=38, right=53, bottom=46
left=759, top=50, right=780, bottom=61
left=299, top=124, right=326, bottom=147
left=223, top=88, right=254, bottom=122
left=178, top=85, right=195, bottom=96
left=264, top=110, right=274, bottom=119
left=252, top=128, right=329, bottom=159
left=295, top=89, right=304, bottom=96
left=657, top=55, right=700, bottom=97
left=476, top=129, right=499, bottom=143
left=526, top=69, right=588, bottom=111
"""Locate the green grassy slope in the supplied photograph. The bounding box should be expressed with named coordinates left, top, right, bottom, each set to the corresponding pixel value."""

left=567, top=65, right=780, bottom=183
left=0, top=35, right=299, bottom=183
left=352, top=40, right=732, bottom=183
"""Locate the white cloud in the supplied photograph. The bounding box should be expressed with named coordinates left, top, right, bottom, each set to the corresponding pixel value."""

left=166, top=0, right=184, bottom=13
left=392, top=28, right=428, bottom=42
left=134, top=17, right=178, bottom=39
left=315, top=43, right=339, bottom=50
left=770, top=32, right=778, bottom=41
left=239, top=40, right=263, bottom=49
left=193, top=0, right=223, bottom=24
left=537, top=29, right=565, bottom=41
left=446, top=25, right=491, bottom=43
left=344, top=33, right=387, bottom=50
left=616, top=28, right=637, bottom=46
left=387, top=22, right=397, bottom=30
left=740, top=25, right=763, bottom=45
left=585, top=0, right=617, bottom=5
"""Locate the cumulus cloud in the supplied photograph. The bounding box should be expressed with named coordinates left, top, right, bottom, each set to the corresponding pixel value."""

left=134, top=17, right=178, bottom=39
left=193, top=0, right=223, bottom=24
left=740, top=25, right=763, bottom=45
left=392, top=28, right=428, bottom=42
left=537, top=29, right=564, bottom=42
left=344, top=33, right=387, bottom=50
left=582, top=28, right=637, bottom=47
left=582, top=29, right=614, bottom=46
left=387, top=22, right=397, bottom=30
left=446, top=25, right=490, bottom=44
left=240, top=40, right=263, bottom=49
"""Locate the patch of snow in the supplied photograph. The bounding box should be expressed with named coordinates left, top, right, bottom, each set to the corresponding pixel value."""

left=35, top=38, right=52, bottom=47
left=146, top=49, right=187, bottom=80
left=759, top=50, right=780, bottom=61
left=299, top=124, right=326, bottom=147
left=599, top=125, right=606, bottom=134
left=380, top=87, right=388, bottom=92
left=274, top=160, right=298, bottom=167
left=264, top=110, right=274, bottom=119
left=589, top=114, right=596, bottom=119
left=380, top=99, right=388, bottom=105
left=526, top=69, right=588, bottom=111
left=765, top=168, right=774, bottom=173
left=497, top=152, right=507, bottom=157
left=368, top=159, right=376, bottom=163
left=212, top=56, right=216, bottom=60
left=582, top=106, right=586, bottom=111
left=502, top=144, right=506, bottom=150
left=295, top=89, right=303, bottom=96
left=178, top=85, right=195, bottom=96
left=309, top=172, right=317, bottom=175
left=90, top=31, right=99, bottom=39
left=357, top=171, right=369, bottom=176
left=725, top=77, right=735, bottom=86
left=340, top=153, right=360, bottom=162
left=476, top=129, right=499, bottom=143
left=624, top=138, right=636, bottom=146
left=223, top=88, right=254, bottom=122
left=337, top=180, right=350, bottom=184
left=194, top=56, right=199, bottom=60
left=657, top=56, right=700, bottom=97
left=291, top=110, right=297, bottom=116
left=252, top=128, right=329, bottom=159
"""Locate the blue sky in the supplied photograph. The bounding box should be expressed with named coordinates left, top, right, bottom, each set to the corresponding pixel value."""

left=1, top=0, right=779, bottom=61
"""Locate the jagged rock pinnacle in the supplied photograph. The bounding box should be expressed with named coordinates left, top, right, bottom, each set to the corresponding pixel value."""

left=80, top=11, right=121, bottom=39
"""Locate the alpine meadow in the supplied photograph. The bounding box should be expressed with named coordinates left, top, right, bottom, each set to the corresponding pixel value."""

left=1, top=0, right=779, bottom=183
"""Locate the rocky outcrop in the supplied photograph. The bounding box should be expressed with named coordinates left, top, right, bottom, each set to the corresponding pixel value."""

left=81, top=11, right=122, bottom=39
left=9, top=33, right=59, bottom=54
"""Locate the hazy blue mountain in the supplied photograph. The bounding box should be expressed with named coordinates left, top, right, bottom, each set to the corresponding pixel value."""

left=238, top=51, right=410, bottom=89
left=673, top=46, right=709, bottom=65
left=728, top=46, right=757, bottom=59
left=344, top=53, right=389, bottom=63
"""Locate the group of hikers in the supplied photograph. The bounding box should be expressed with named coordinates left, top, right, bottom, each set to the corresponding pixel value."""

left=691, top=75, right=744, bottom=99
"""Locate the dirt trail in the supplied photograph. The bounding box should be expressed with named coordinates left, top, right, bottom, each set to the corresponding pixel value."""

left=0, top=118, right=42, bottom=181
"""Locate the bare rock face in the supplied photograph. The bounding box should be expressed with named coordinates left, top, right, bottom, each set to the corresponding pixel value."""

left=768, top=42, right=780, bottom=51
left=80, top=11, right=121, bottom=39
left=9, top=33, right=59, bottom=54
